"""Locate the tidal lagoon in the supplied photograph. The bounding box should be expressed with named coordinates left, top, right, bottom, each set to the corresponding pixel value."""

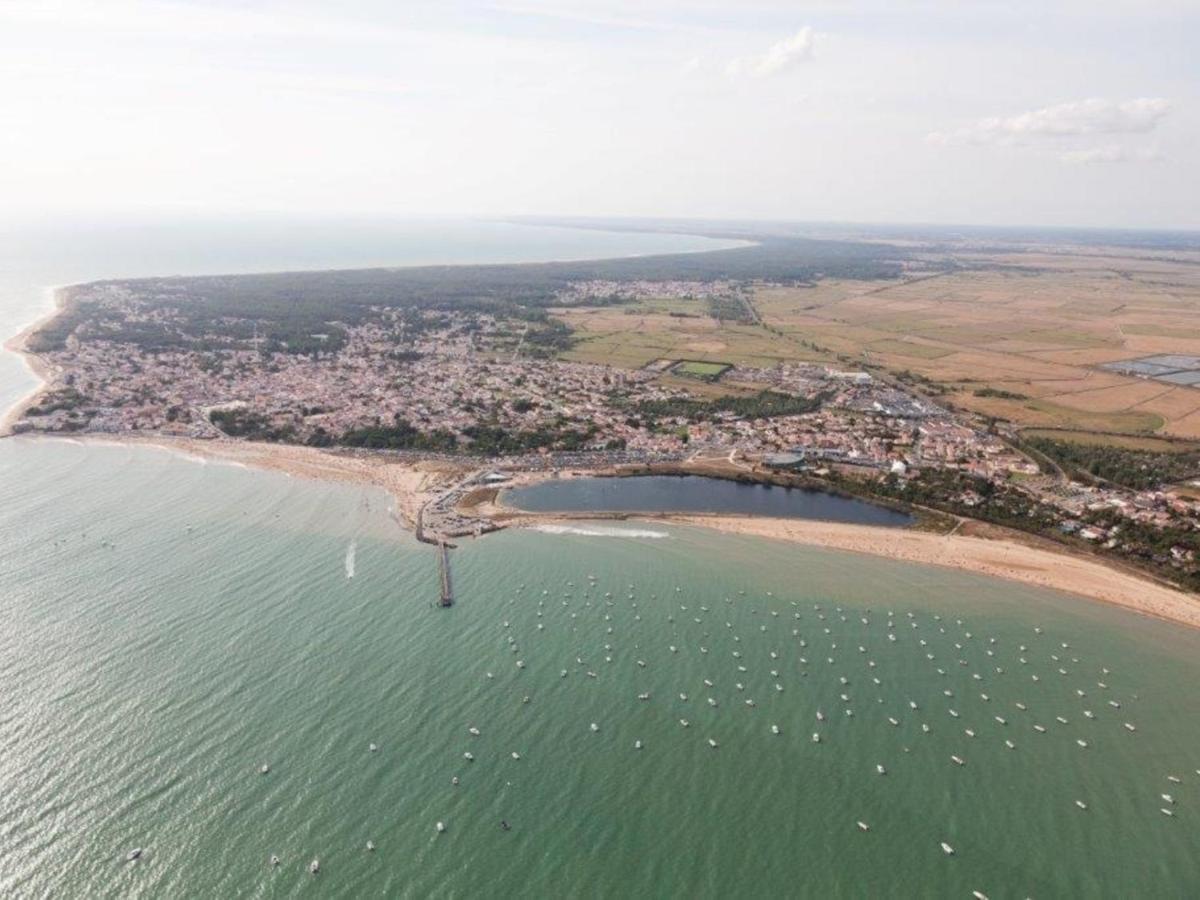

left=506, top=474, right=914, bottom=527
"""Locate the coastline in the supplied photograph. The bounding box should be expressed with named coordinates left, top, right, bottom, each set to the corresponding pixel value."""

left=652, top=513, right=1200, bottom=631
left=0, top=285, right=65, bottom=436
left=3, top=252, right=1197, bottom=631
left=462, top=479, right=1200, bottom=629
left=12, top=428, right=1200, bottom=629
left=17, top=433, right=464, bottom=529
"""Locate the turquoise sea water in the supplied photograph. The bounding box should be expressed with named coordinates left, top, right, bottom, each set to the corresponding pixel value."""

left=1, top=220, right=1199, bottom=897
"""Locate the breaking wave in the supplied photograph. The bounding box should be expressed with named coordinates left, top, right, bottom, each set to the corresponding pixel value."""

left=532, top=524, right=669, bottom=539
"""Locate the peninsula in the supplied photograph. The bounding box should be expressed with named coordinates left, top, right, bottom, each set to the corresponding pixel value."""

left=7, top=221, right=1200, bottom=621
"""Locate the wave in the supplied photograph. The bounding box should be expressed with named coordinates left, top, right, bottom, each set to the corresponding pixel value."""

left=531, top=524, right=669, bottom=539
left=344, top=540, right=357, bottom=578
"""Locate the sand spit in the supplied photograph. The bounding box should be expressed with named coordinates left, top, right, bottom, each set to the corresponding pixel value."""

left=657, top=514, right=1200, bottom=630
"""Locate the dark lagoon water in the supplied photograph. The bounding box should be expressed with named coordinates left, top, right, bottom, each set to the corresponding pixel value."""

left=506, top=475, right=914, bottom=527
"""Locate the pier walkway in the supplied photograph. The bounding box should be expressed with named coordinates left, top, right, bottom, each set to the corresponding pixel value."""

left=437, top=541, right=453, bottom=607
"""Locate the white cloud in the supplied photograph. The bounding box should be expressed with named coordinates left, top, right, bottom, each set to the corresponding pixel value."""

left=929, top=97, right=1172, bottom=145
left=728, top=27, right=815, bottom=78
left=1059, top=144, right=1164, bottom=164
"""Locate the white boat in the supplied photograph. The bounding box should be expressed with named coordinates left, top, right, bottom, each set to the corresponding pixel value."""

left=1162, top=793, right=1174, bottom=804
left=369, top=743, right=378, bottom=753
left=813, top=733, right=821, bottom=743
left=270, top=854, right=280, bottom=866
left=1075, top=800, right=1088, bottom=810
left=634, top=740, right=643, bottom=750
left=1167, top=775, right=1182, bottom=784
left=1124, top=723, right=1136, bottom=732
left=922, top=724, right=931, bottom=733
left=951, top=755, right=965, bottom=766
left=1004, top=740, right=1015, bottom=749
left=436, top=821, right=446, bottom=833
left=680, top=719, right=690, bottom=727
left=366, top=841, right=376, bottom=851
left=260, top=764, right=270, bottom=775
left=708, top=738, right=719, bottom=748
left=876, top=764, right=886, bottom=775
left=464, top=752, right=474, bottom=761
left=994, top=716, right=1006, bottom=726
left=771, top=725, right=780, bottom=735
left=679, top=693, right=688, bottom=701
left=1161, top=808, right=1175, bottom=817
left=511, top=751, right=521, bottom=760
left=468, top=727, right=480, bottom=736
left=1076, top=739, right=1088, bottom=748
left=857, top=821, right=870, bottom=831
left=127, top=848, right=142, bottom=862
left=888, top=717, right=899, bottom=727
left=590, top=723, right=599, bottom=732
left=941, top=842, right=955, bottom=855
left=309, top=858, right=320, bottom=874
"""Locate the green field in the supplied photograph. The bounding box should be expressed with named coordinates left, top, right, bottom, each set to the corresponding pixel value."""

left=672, top=359, right=732, bottom=379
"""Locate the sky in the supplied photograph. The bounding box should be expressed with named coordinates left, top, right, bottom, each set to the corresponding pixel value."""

left=1, top=0, right=1197, bottom=229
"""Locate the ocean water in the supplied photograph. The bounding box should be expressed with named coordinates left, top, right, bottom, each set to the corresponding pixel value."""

left=1, top=220, right=1199, bottom=898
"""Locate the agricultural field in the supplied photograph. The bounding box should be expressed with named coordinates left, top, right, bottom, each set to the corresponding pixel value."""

left=751, top=250, right=1200, bottom=439
left=552, top=242, right=1200, bottom=442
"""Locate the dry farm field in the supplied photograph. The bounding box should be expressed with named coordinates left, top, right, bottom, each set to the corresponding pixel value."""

left=555, top=244, right=1200, bottom=441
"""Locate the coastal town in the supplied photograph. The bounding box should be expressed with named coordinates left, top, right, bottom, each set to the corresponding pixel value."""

left=11, top=275, right=1200, bottom=591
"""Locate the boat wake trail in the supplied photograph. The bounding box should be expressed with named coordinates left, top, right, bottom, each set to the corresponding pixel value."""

left=532, top=524, right=669, bottom=539
left=344, top=540, right=357, bottom=578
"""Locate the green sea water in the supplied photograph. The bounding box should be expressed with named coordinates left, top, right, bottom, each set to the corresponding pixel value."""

left=2, top=438, right=1199, bottom=898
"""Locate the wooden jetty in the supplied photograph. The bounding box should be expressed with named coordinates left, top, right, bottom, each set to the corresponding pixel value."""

left=437, top=541, right=453, bottom=607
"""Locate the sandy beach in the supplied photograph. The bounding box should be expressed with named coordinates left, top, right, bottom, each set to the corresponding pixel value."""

left=10, top=426, right=1200, bottom=629
left=56, top=434, right=463, bottom=528
left=656, top=513, right=1200, bottom=630
left=0, top=286, right=65, bottom=436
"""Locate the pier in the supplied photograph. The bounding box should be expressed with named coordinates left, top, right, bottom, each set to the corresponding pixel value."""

left=437, top=541, right=453, bottom=607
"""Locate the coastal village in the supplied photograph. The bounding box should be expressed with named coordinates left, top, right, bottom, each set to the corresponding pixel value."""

left=11, top=278, right=1200, bottom=588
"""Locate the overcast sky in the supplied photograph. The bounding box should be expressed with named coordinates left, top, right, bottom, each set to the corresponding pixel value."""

left=1, top=0, right=1196, bottom=228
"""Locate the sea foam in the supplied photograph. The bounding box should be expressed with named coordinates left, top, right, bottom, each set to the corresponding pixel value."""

left=531, top=524, right=669, bottom=539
